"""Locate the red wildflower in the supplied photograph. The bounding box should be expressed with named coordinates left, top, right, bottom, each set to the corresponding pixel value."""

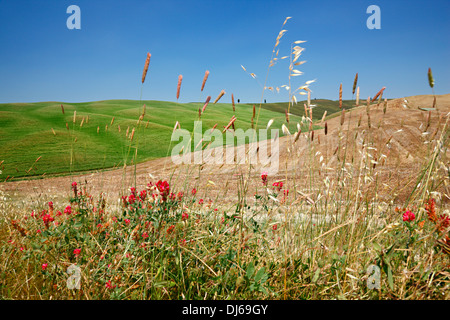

left=425, top=198, right=437, bottom=223
left=191, top=188, right=197, bottom=195
left=64, top=205, right=72, bottom=215
left=199, top=199, right=204, bottom=205
left=128, top=194, right=136, bottom=205
left=156, top=180, right=170, bottom=201
left=272, top=181, right=283, bottom=192
left=272, top=224, right=278, bottom=231
left=139, top=190, right=147, bottom=201
left=42, top=263, right=48, bottom=271
left=42, top=214, right=54, bottom=228
left=72, top=181, right=78, bottom=197
left=73, top=248, right=81, bottom=257
left=182, top=212, right=189, bottom=221
left=105, top=280, right=116, bottom=289
left=142, top=232, right=149, bottom=239
left=261, top=171, right=268, bottom=186
left=167, top=225, right=175, bottom=234
left=124, top=219, right=131, bottom=225
left=402, top=211, right=415, bottom=222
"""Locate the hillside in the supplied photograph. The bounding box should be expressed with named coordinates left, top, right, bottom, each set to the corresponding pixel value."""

left=0, top=99, right=309, bottom=180
left=2, top=94, right=448, bottom=206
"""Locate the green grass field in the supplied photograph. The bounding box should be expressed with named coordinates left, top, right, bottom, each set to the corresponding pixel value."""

left=0, top=99, right=336, bottom=181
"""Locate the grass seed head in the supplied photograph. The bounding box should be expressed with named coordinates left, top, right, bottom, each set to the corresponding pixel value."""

left=177, top=75, right=183, bottom=100
left=201, top=70, right=209, bottom=91
left=352, top=73, right=358, bottom=95
left=142, top=52, right=151, bottom=84
left=428, top=67, right=434, bottom=88
left=214, top=90, right=225, bottom=104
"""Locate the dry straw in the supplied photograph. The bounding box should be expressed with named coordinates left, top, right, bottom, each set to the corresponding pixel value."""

left=355, top=86, right=360, bottom=106
left=61, top=104, right=65, bottom=114
left=340, top=109, right=346, bottom=126
left=339, top=83, right=343, bottom=109
left=177, top=75, right=183, bottom=100
left=201, top=70, right=209, bottom=91
left=222, top=115, right=236, bottom=133
left=142, top=53, right=151, bottom=84
left=321, top=111, right=327, bottom=124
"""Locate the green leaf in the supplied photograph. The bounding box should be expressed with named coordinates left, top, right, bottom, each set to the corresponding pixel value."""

left=312, top=269, right=321, bottom=283
left=246, top=262, right=255, bottom=279
left=387, top=266, right=394, bottom=291
left=254, top=267, right=266, bottom=282
left=372, top=242, right=381, bottom=252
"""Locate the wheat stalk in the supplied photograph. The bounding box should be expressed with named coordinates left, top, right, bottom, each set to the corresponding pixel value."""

left=339, top=83, right=343, bottom=109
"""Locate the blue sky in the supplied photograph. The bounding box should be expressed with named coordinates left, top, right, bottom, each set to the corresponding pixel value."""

left=0, top=0, right=449, bottom=103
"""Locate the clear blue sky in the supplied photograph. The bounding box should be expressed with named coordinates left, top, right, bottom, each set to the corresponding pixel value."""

left=0, top=0, right=449, bottom=103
